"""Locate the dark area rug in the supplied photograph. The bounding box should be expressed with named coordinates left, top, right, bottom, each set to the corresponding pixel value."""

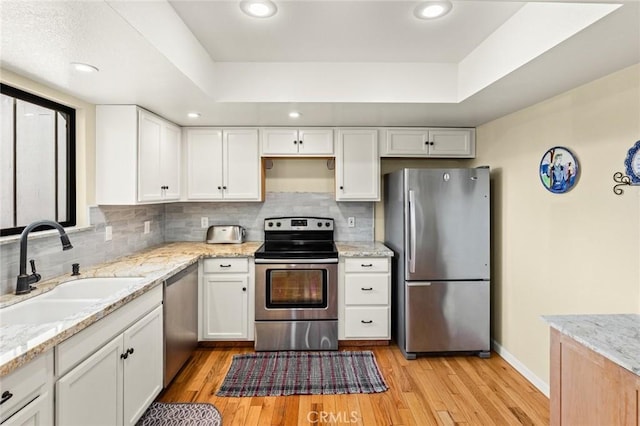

left=216, top=350, right=388, bottom=397
left=136, top=402, right=222, bottom=426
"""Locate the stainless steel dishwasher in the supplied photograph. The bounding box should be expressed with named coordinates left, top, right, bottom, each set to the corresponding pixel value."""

left=163, top=263, right=198, bottom=387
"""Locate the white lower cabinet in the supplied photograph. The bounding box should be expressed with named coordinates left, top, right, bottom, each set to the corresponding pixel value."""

left=55, top=287, right=163, bottom=426
left=339, top=257, right=391, bottom=340
left=0, top=351, right=53, bottom=426
left=200, top=258, right=254, bottom=341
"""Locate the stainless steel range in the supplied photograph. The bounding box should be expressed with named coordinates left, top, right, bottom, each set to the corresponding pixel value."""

left=254, top=217, right=338, bottom=351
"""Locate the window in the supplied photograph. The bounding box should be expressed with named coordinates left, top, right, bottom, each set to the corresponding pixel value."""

left=0, top=84, right=76, bottom=236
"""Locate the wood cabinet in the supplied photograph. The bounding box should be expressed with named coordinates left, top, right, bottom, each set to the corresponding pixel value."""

left=185, top=128, right=261, bottom=201
left=0, top=350, right=53, bottom=426
left=55, top=287, right=163, bottom=426
left=96, top=105, right=181, bottom=204
left=261, top=128, right=334, bottom=156
left=339, top=257, right=391, bottom=340
left=550, top=328, right=640, bottom=426
left=335, top=129, right=380, bottom=201
left=381, top=128, right=475, bottom=158
left=200, top=258, right=254, bottom=341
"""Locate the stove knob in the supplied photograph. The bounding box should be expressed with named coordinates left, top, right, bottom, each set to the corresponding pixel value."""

left=325, top=222, right=331, bottom=227
left=317, top=222, right=322, bottom=227
left=276, top=222, right=281, bottom=227
left=267, top=222, right=273, bottom=227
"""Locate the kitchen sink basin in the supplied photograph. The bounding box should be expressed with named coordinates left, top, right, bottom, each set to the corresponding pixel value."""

left=45, top=277, right=144, bottom=299
left=0, top=277, right=145, bottom=326
left=0, top=299, right=98, bottom=325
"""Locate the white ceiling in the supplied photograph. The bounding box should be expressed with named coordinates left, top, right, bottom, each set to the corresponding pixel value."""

left=1, top=0, right=638, bottom=127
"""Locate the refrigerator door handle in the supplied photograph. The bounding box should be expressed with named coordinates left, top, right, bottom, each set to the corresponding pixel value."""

left=408, top=190, right=417, bottom=274
left=406, top=282, right=432, bottom=287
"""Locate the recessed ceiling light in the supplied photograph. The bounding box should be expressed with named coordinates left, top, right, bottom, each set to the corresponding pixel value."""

left=240, top=0, right=277, bottom=18
left=187, top=112, right=201, bottom=118
left=414, top=1, right=453, bottom=20
left=288, top=111, right=301, bottom=119
left=71, top=62, right=99, bottom=73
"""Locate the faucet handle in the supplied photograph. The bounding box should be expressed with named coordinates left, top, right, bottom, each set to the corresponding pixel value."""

left=29, top=259, right=42, bottom=283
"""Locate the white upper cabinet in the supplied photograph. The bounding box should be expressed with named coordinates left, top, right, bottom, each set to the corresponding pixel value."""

left=261, top=128, right=334, bottom=156
left=96, top=105, right=181, bottom=204
left=381, top=128, right=475, bottom=158
left=185, top=128, right=261, bottom=201
left=335, top=129, right=379, bottom=201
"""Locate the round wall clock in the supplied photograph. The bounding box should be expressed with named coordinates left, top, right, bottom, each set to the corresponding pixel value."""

left=624, top=140, right=640, bottom=184
left=539, top=146, right=579, bottom=194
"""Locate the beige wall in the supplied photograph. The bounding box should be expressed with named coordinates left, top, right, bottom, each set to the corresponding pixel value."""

left=474, top=64, right=640, bottom=387
left=264, top=158, right=335, bottom=193
left=1, top=69, right=96, bottom=226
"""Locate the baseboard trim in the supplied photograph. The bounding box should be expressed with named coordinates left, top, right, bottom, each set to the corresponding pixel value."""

left=492, top=339, right=550, bottom=398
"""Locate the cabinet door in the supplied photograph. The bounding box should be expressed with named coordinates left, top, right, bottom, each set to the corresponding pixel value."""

left=428, top=129, right=475, bottom=157
left=138, top=111, right=163, bottom=202
left=383, top=129, right=429, bottom=156
left=161, top=123, right=181, bottom=200
left=122, top=306, right=163, bottom=426
left=186, top=129, right=224, bottom=200
left=3, top=392, right=52, bottom=426
left=202, top=274, right=248, bottom=339
left=261, top=128, right=299, bottom=155
left=224, top=129, right=261, bottom=200
left=336, top=129, right=379, bottom=201
left=298, top=129, right=334, bottom=155
left=56, top=335, right=124, bottom=426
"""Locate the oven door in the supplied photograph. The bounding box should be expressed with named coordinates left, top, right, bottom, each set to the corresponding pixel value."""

left=255, top=262, right=338, bottom=321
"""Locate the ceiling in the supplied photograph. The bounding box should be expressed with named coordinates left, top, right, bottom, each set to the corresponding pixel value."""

left=1, top=0, right=638, bottom=127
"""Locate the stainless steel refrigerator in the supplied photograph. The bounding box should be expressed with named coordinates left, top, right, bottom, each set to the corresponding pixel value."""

left=384, top=167, right=490, bottom=359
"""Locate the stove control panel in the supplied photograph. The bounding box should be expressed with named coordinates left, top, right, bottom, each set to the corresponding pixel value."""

left=265, top=217, right=334, bottom=231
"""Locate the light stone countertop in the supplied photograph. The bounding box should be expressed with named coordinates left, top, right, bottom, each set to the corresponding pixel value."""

left=0, top=240, right=393, bottom=377
left=0, top=241, right=261, bottom=377
left=335, top=241, right=394, bottom=257
left=543, top=314, right=640, bottom=376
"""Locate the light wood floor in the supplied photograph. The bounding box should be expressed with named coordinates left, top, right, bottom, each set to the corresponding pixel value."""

left=158, top=344, right=549, bottom=425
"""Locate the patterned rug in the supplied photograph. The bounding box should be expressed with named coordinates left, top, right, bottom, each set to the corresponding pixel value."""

left=136, top=402, right=222, bottom=426
left=216, top=350, right=388, bottom=397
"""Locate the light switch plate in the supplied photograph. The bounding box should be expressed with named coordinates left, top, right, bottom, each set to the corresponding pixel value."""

left=144, top=221, right=151, bottom=234
left=105, top=226, right=112, bottom=241
left=347, top=217, right=355, bottom=227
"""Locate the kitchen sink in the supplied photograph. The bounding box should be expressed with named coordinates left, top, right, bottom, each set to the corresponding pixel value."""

left=45, top=277, right=144, bottom=299
left=0, top=277, right=145, bottom=326
left=0, top=299, right=98, bottom=325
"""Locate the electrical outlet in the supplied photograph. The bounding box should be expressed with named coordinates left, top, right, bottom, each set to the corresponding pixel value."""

left=201, top=217, right=209, bottom=228
left=105, top=226, right=112, bottom=241
left=347, top=217, right=355, bottom=227
left=144, top=220, right=151, bottom=234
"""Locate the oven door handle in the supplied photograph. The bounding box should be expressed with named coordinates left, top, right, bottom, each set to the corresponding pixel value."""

left=254, top=258, right=339, bottom=264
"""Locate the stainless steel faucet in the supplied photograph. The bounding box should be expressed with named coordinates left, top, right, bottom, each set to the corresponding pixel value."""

left=16, top=220, right=73, bottom=295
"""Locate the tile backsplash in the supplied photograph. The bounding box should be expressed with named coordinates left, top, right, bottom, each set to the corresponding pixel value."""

left=164, top=192, right=374, bottom=242
left=0, top=192, right=373, bottom=295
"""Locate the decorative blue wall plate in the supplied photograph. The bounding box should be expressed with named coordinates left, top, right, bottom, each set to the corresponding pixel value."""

left=539, top=146, right=579, bottom=194
left=624, top=140, right=640, bottom=184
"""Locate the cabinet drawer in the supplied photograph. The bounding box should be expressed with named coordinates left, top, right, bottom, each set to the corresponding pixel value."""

left=0, top=350, right=52, bottom=423
left=344, top=307, right=389, bottom=339
left=203, top=258, right=248, bottom=273
left=344, top=257, right=389, bottom=273
left=344, top=275, right=389, bottom=305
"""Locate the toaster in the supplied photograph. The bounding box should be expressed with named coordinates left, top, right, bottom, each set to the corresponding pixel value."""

left=206, top=225, right=245, bottom=244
